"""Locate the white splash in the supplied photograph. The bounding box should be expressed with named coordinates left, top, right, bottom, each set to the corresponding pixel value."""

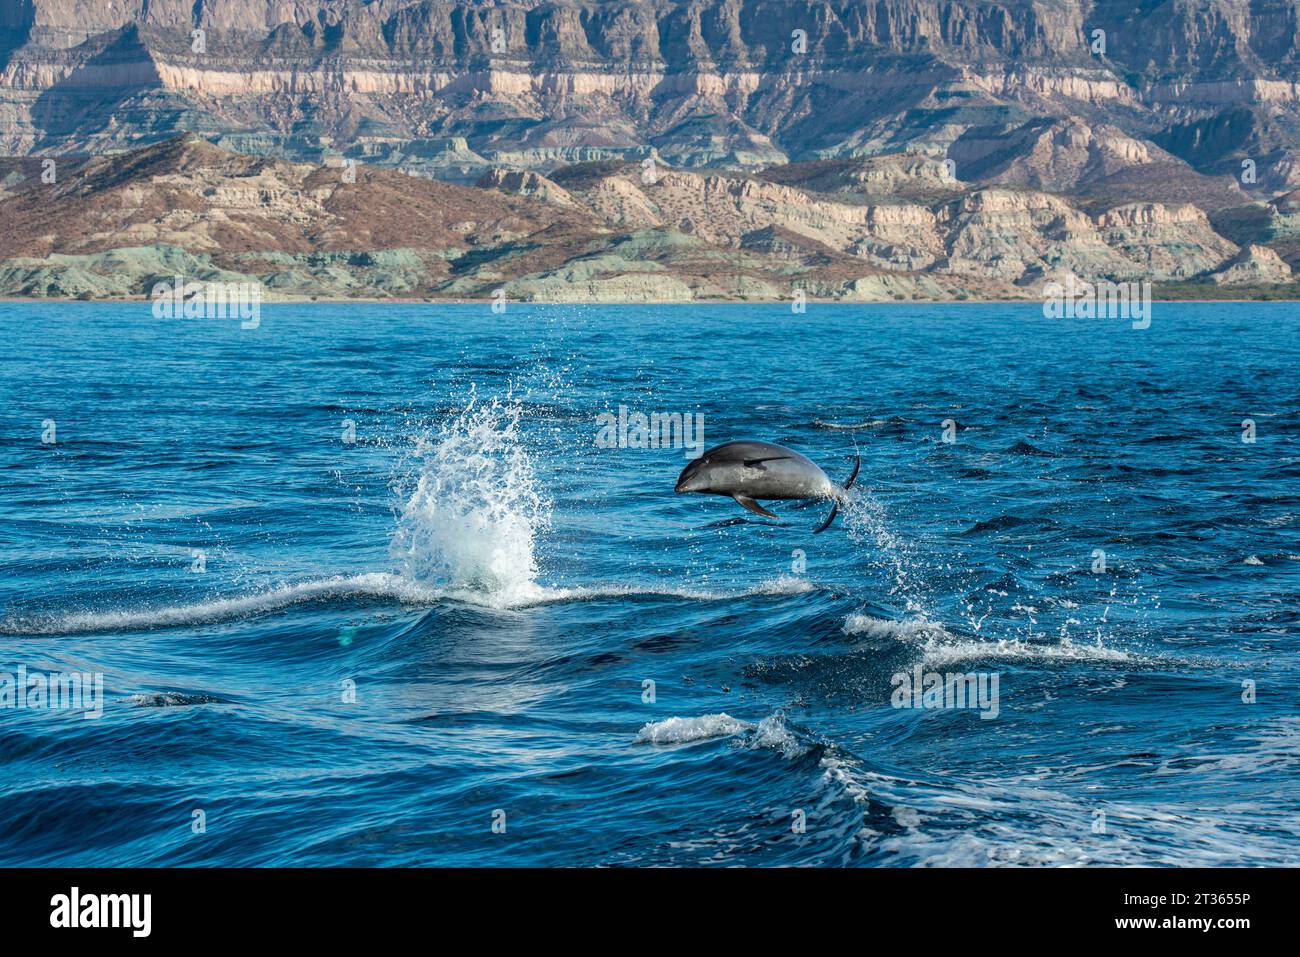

left=389, top=394, right=552, bottom=606
left=840, top=490, right=933, bottom=618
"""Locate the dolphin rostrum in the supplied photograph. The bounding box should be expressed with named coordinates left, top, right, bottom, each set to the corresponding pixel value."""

left=674, top=440, right=860, bottom=533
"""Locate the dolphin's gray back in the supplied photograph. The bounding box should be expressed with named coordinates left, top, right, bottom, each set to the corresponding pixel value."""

left=705, top=440, right=814, bottom=465
left=698, top=441, right=834, bottom=500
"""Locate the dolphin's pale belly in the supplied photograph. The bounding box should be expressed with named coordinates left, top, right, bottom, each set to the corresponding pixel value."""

left=720, top=460, right=834, bottom=500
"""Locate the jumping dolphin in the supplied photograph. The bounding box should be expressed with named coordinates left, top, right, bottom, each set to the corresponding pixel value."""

left=674, top=440, right=860, bottom=533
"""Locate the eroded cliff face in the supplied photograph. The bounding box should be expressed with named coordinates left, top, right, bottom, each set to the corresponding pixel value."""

left=0, top=134, right=1271, bottom=302
left=3, top=0, right=1300, bottom=197
left=4, top=1, right=1300, bottom=300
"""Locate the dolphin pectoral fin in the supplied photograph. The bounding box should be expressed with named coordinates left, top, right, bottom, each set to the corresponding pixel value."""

left=813, top=501, right=839, bottom=534
left=733, top=495, right=778, bottom=519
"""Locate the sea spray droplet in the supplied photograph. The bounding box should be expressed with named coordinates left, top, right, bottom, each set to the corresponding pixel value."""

left=389, top=395, right=552, bottom=605
left=841, top=490, right=934, bottom=618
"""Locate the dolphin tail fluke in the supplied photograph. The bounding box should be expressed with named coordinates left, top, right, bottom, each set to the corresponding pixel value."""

left=813, top=501, right=839, bottom=534
left=816, top=452, right=860, bottom=534
left=841, top=452, right=861, bottom=491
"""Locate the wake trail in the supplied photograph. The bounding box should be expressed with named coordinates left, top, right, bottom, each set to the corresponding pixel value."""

left=0, top=575, right=819, bottom=636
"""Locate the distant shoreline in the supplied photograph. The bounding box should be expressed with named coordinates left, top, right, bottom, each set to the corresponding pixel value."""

left=3, top=296, right=1298, bottom=306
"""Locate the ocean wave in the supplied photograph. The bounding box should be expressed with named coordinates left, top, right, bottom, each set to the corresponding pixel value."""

left=961, top=514, right=1041, bottom=536
left=843, top=613, right=1132, bottom=664
left=1004, top=440, right=1056, bottom=457
left=635, top=713, right=752, bottom=744
left=0, top=572, right=441, bottom=636
left=3, top=385, right=826, bottom=636
left=0, top=574, right=821, bottom=636
left=842, top=613, right=951, bottom=643
left=919, top=637, right=1132, bottom=666
left=635, top=712, right=805, bottom=758
left=811, top=418, right=889, bottom=431
left=126, top=692, right=228, bottom=707
left=1240, top=553, right=1299, bottom=566
left=636, top=713, right=872, bottom=841
left=548, top=575, right=816, bottom=606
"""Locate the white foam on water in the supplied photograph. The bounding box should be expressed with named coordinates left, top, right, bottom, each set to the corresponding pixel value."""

left=1151, top=716, right=1300, bottom=776
left=838, top=486, right=1151, bottom=666
left=750, top=574, right=818, bottom=596
left=920, top=636, right=1132, bottom=666
left=842, top=613, right=1132, bottom=664
left=843, top=612, right=951, bottom=642
left=746, top=713, right=805, bottom=758
left=636, top=711, right=877, bottom=857
left=523, top=575, right=816, bottom=607
left=633, top=706, right=1277, bottom=866
left=635, top=713, right=753, bottom=744
left=858, top=769, right=1297, bottom=867
left=634, top=712, right=809, bottom=757
left=0, top=576, right=818, bottom=636
left=1, top=572, right=439, bottom=636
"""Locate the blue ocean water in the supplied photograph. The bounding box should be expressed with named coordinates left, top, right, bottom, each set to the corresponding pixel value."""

left=0, top=301, right=1296, bottom=867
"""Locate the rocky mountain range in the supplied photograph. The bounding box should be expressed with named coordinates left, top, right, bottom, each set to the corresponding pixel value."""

left=4, top=1, right=1300, bottom=300
left=1, top=131, right=1295, bottom=301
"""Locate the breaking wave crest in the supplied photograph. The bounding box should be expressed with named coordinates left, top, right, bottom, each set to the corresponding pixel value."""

left=0, top=572, right=438, bottom=636
left=837, top=489, right=1138, bottom=667
left=0, top=575, right=820, bottom=637
left=842, top=613, right=1133, bottom=664
left=635, top=713, right=752, bottom=744
left=635, top=712, right=804, bottom=757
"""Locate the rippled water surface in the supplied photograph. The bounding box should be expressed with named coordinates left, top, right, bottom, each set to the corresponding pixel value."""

left=1, top=302, right=1297, bottom=866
